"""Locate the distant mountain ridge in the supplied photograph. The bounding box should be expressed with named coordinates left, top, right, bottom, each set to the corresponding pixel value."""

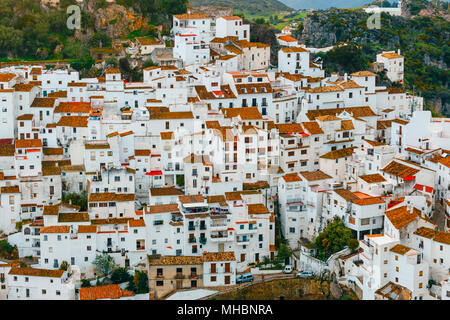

left=189, top=0, right=293, bottom=15
left=279, top=0, right=382, bottom=10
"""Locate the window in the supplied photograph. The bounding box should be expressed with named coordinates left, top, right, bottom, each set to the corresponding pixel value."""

left=419, top=271, right=423, bottom=276
left=419, top=283, right=423, bottom=289
left=42, top=290, right=46, bottom=295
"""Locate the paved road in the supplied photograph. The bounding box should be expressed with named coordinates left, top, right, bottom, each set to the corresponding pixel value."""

left=434, top=198, right=445, bottom=231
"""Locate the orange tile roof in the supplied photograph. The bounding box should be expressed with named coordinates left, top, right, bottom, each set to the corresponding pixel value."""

left=352, top=197, right=385, bottom=206
left=320, top=147, right=355, bottom=160
left=221, top=16, right=241, bottom=20
left=9, top=267, right=64, bottom=278
left=276, top=123, right=305, bottom=134
left=40, top=225, right=71, bottom=234
left=148, top=203, right=179, bottom=214
left=382, top=161, right=420, bottom=179
left=105, top=68, right=120, bottom=74
left=306, top=107, right=377, bottom=121
left=15, top=139, right=42, bottom=149
left=56, top=116, right=88, bottom=127
left=359, top=173, right=386, bottom=184
left=160, top=131, right=174, bottom=140
left=248, top=203, right=270, bottom=215
left=0, top=73, right=16, bottom=82
left=179, top=194, right=204, bottom=204
left=150, top=111, right=194, bottom=120
left=13, top=83, right=35, bottom=92
left=282, top=173, right=302, bottom=182
left=381, top=52, right=403, bottom=59
left=281, top=46, right=308, bottom=53
left=350, top=71, right=376, bottom=77
left=135, top=149, right=150, bottom=156
left=385, top=206, right=419, bottom=229
left=0, top=186, right=19, bottom=193
left=30, top=97, right=56, bottom=108
left=301, top=121, right=324, bottom=135
left=78, top=225, right=97, bottom=233
left=54, top=102, right=91, bottom=114
left=79, top=284, right=134, bottom=300
left=278, top=35, right=297, bottom=42
left=222, top=107, right=263, bottom=120
left=88, top=193, right=134, bottom=202
left=150, top=187, right=184, bottom=197
left=364, top=139, right=387, bottom=147
left=334, top=189, right=359, bottom=201
left=129, top=219, right=146, bottom=227
left=300, top=170, right=332, bottom=181
left=390, top=244, right=413, bottom=255
left=439, top=157, right=450, bottom=168
left=43, top=204, right=60, bottom=216
left=414, top=227, right=450, bottom=245
left=173, top=13, right=209, bottom=19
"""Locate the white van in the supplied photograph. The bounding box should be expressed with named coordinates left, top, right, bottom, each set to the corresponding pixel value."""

left=283, top=265, right=293, bottom=273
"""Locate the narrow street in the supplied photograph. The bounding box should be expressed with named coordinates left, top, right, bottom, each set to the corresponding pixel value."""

left=433, top=198, right=445, bottom=231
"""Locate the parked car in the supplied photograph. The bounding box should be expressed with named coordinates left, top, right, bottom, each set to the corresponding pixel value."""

left=283, top=265, right=293, bottom=273
left=296, top=271, right=314, bottom=278
left=236, top=273, right=254, bottom=284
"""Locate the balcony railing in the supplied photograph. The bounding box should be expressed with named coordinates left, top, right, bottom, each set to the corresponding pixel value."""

left=199, top=237, right=207, bottom=245
left=175, top=274, right=185, bottom=279
left=188, top=225, right=195, bottom=231
left=200, top=225, right=206, bottom=230
left=188, top=237, right=196, bottom=243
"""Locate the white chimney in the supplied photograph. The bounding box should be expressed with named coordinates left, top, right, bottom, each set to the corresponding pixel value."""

left=344, top=73, right=348, bottom=81
left=397, top=49, right=401, bottom=55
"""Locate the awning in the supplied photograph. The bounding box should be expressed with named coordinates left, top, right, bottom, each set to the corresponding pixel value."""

left=145, top=170, right=162, bottom=176
left=413, top=184, right=433, bottom=193
left=403, top=176, right=415, bottom=181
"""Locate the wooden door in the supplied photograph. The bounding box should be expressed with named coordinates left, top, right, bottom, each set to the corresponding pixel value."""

left=225, top=276, right=230, bottom=285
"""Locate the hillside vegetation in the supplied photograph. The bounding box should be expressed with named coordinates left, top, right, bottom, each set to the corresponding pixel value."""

left=189, top=0, right=293, bottom=16
left=293, top=1, right=449, bottom=115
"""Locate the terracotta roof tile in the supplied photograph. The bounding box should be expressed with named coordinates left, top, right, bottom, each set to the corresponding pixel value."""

left=79, top=284, right=134, bottom=300
left=30, top=97, right=56, bottom=108
left=382, top=161, right=420, bottom=179
left=40, top=225, right=71, bottom=233
left=299, top=170, right=332, bottom=181
left=9, top=267, right=64, bottom=278
left=385, top=206, right=419, bottom=229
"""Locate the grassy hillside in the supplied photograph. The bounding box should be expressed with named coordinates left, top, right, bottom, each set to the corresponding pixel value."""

left=189, top=0, right=293, bottom=16
left=280, top=0, right=375, bottom=10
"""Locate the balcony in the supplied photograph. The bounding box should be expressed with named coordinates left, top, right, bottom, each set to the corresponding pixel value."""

left=200, top=224, right=207, bottom=231
left=210, top=222, right=227, bottom=230
left=156, top=274, right=164, bottom=279
left=189, top=273, right=198, bottom=279
left=188, top=237, right=196, bottom=243
left=188, top=225, right=195, bottom=231
left=286, top=197, right=303, bottom=205
left=236, top=237, right=249, bottom=244
left=199, top=237, right=207, bottom=245
left=210, top=233, right=230, bottom=242
left=175, top=273, right=185, bottom=279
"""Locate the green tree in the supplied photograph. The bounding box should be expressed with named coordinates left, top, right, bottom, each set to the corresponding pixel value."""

left=134, top=271, right=149, bottom=294
left=62, top=191, right=88, bottom=211
left=275, top=244, right=291, bottom=264
left=111, top=267, right=132, bottom=284
left=93, top=253, right=117, bottom=277
left=347, top=238, right=359, bottom=253
left=59, top=260, right=69, bottom=271
left=81, top=279, right=91, bottom=287
left=314, top=217, right=355, bottom=261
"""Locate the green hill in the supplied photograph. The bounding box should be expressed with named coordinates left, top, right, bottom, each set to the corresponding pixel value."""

left=189, top=0, right=293, bottom=16
left=293, top=1, right=449, bottom=116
